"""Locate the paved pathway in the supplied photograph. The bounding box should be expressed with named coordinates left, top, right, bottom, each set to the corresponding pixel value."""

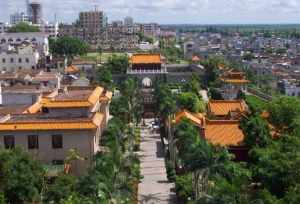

left=138, top=119, right=176, bottom=204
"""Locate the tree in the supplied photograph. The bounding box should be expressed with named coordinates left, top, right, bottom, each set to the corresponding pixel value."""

left=249, top=135, right=300, bottom=198
left=104, top=54, right=129, bottom=74
left=97, top=46, right=103, bottom=64
left=267, top=96, right=300, bottom=131
left=49, top=36, right=88, bottom=60
left=96, top=67, right=113, bottom=90
left=0, top=148, right=44, bottom=203
left=8, top=22, right=40, bottom=33
left=183, top=74, right=201, bottom=95
left=44, top=174, right=77, bottom=203
left=178, top=92, right=205, bottom=113
left=240, top=114, right=271, bottom=148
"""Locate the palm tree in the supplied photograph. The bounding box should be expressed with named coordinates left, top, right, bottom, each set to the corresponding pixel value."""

left=184, top=140, right=231, bottom=200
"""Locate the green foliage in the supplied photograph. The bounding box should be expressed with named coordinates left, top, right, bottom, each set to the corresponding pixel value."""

left=245, top=95, right=268, bottom=114
left=0, top=192, right=5, bottom=204
left=240, top=114, right=271, bottom=148
left=209, top=88, right=223, bottom=100
left=8, top=22, right=40, bottom=33
left=201, top=57, right=225, bottom=87
left=104, top=54, right=129, bottom=74
left=96, top=67, right=113, bottom=90
left=267, top=96, right=300, bottom=131
left=175, top=174, right=193, bottom=202
left=49, top=36, right=88, bottom=57
left=183, top=74, right=202, bottom=95
left=154, top=83, right=176, bottom=118
left=165, top=160, right=176, bottom=182
left=178, top=92, right=205, bottom=113
left=44, top=174, right=77, bottom=203
left=249, top=135, right=300, bottom=198
left=0, top=147, right=44, bottom=203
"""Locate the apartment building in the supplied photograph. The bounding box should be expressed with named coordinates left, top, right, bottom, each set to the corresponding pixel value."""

left=0, top=43, right=40, bottom=71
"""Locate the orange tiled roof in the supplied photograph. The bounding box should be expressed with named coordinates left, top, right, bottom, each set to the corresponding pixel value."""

left=204, top=120, right=245, bottom=146
left=221, top=79, right=250, bottom=84
left=192, top=55, right=201, bottom=62
left=24, top=101, right=42, bottom=114
left=131, top=54, right=161, bottom=64
left=0, top=113, right=104, bottom=131
left=65, top=65, right=80, bottom=74
left=100, top=91, right=113, bottom=102
left=175, top=110, right=205, bottom=127
left=208, top=100, right=247, bottom=116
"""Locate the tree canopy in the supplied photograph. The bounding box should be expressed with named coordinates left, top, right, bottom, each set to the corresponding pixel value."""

left=178, top=92, right=205, bottom=113
left=8, top=22, right=40, bottom=33
left=49, top=36, right=88, bottom=57
left=0, top=148, right=44, bottom=203
left=104, top=54, right=129, bottom=74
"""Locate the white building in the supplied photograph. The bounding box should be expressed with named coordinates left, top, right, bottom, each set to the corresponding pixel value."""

left=37, top=22, right=59, bottom=38
left=0, top=32, right=49, bottom=56
left=0, top=44, right=40, bottom=71
left=10, top=12, right=30, bottom=25
left=280, top=79, right=300, bottom=97
left=0, top=23, right=10, bottom=34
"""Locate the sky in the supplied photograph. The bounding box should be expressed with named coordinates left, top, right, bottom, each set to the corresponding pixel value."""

left=1, top=0, right=300, bottom=24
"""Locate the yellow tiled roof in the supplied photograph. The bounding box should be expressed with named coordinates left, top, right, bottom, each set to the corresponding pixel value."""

left=208, top=100, right=247, bottom=116
left=65, top=65, right=80, bottom=74
left=24, top=102, right=42, bottom=114
left=100, top=91, right=113, bottom=102
left=204, top=120, right=245, bottom=146
left=175, top=110, right=205, bottom=127
left=88, top=87, right=104, bottom=105
left=0, top=113, right=104, bottom=131
left=221, top=79, right=250, bottom=84
left=131, top=54, right=161, bottom=64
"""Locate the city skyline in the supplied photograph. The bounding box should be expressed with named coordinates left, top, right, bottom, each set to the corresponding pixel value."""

left=1, top=0, right=300, bottom=24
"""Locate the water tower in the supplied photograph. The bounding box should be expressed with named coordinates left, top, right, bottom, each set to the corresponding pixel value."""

left=27, top=0, right=42, bottom=24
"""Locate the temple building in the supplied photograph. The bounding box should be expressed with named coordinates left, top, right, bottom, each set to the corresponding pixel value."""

left=220, top=70, right=249, bottom=99
left=128, top=53, right=167, bottom=74
left=0, top=86, right=112, bottom=175
left=174, top=109, right=248, bottom=161
left=207, top=100, right=248, bottom=120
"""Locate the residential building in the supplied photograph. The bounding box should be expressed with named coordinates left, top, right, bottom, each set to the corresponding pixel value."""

left=10, top=12, right=30, bottom=25
left=0, top=43, right=40, bottom=71
left=0, top=86, right=112, bottom=175
left=0, top=32, right=49, bottom=56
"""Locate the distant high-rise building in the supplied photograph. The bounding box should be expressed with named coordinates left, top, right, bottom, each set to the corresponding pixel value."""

left=28, top=0, right=43, bottom=24
left=10, top=12, right=30, bottom=25
left=79, top=10, right=106, bottom=30
left=124, top=16, right=134, bottom=27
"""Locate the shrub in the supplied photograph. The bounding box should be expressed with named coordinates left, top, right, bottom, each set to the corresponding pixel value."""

left=165, top=160, right=176, bottom=182
left=175, top=173, right=193, bottom=202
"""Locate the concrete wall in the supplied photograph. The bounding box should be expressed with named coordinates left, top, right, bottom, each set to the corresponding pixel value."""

left=0, top=129, right=99, bottom=176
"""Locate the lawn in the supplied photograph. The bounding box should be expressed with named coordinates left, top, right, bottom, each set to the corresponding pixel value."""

left=79, top=52, right=125, bottom=63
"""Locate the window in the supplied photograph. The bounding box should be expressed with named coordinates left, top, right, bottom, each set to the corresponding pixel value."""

left=52, top=134, right=63, bottom=149
left=2, top=58, right=5, bottom=63
left=4, top=135, right=14, bottom=149
left=25, top=58, right=29, bottom=63
left=18, top=58, right=22, bottom=63
left=28, top=135, right=39, bottom=149
left=52, top=160, right=64, bottom=165
left=10, top=58, right=14, bottom=63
